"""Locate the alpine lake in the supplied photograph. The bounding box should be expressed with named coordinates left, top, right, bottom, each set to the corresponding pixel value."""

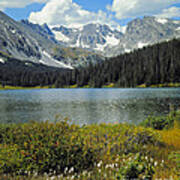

left=0, top=88, right=180, bottom=125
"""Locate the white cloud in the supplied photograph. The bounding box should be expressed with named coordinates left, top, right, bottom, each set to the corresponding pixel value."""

left=156, top=7, right=180, bottom=18
left=108, top=0, right=180, bottom=19
left=0, top=0, right=48, bottom=9
left=29, top=0, right=118, bottom=28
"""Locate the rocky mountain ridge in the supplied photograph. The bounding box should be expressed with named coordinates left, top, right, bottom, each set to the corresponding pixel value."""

left=51, top=16, right=180, bottom=56
left=0, top=10, right=180, bottom=69
left=0, top=11, right=104, bottom=69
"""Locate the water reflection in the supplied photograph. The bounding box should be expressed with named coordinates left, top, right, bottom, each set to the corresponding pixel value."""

left=0, top=88, right=180, bottom=125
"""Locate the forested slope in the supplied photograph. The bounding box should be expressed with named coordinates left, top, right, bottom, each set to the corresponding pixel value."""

left=0, top=39, right=180, bottom=88
left=72, top=38, right=180, bottom=87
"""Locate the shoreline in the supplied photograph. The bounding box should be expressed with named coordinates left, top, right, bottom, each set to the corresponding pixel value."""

left=0, top=82, right=180, bottom=90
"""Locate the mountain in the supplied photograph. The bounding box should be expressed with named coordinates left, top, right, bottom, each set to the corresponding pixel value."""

left=1, top=10, right=180, bottom=70
left=0, top=11, right=104, bottom=69
left=106, top=16, right=180, bottom=56
left=52, top=23, right=123, bottom=53
left=51, top=16, right=180, bottom=57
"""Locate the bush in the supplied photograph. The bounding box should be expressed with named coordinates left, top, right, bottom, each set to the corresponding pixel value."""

left=140, top=111, right=180, bottom=130
left=117, top=153, right=155, bottom=179
left=0, top=121, right=99, bottom=176
left=169, top=152, right=180, bottom=177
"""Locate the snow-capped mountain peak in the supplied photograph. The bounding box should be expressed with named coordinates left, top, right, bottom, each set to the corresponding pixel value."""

left=51, top=23, right=123, bottom=52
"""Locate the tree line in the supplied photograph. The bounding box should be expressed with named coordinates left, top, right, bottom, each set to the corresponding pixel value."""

left=0, top=38, right=180, bottom=88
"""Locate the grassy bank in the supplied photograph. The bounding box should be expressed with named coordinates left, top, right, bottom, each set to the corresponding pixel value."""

left=137, top=82, right=180, bottom=88
left=1, top=82, right=180, bottom=90
left=0, top=111, right=180, bottom=179
left=0, top=84, right=53, bottom=90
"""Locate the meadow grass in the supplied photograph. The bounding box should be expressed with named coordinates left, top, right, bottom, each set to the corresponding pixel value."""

left=0, top=84, right=53, bottom=90
left=0, top=111, right=179, bottom=179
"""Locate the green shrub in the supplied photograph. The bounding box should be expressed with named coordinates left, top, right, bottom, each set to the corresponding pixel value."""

left=0, top=121, right=99, bottom=176
left=140, top=111, right=180, bottom=130
left=117, top=153, right=155, bottom=179
left=169, top=152, right=180, bottom=176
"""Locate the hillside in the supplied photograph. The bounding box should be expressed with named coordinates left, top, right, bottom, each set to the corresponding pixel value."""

left=0, top=11, right=104, bottom=69
left=72, top=38, right=180, bottom=88
left=1, top=39, right=179, bottom=88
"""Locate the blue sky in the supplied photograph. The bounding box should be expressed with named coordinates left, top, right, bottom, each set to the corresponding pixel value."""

left=1, top=0, right=180, bottom=28
left=5, top=3, right=46, bottom=21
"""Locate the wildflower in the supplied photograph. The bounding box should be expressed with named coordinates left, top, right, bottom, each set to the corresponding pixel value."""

left=82, top=170, right=87, bottom=176
left=115, top=163, right=118, bottom=168
left=64, top=167, right=68, bottom=174
left=69, top=167, right=74, bottom=173
left=58, top=174, right=63, bottom=178
left=88, top=172, right=91, bottom=177
left=33, top=172, right=38, bottom=177
left=71, top=175, right=75, bottom=180
left=97, top=161, right=103, bottom=167
left=154, top=161, right=158, bottom=166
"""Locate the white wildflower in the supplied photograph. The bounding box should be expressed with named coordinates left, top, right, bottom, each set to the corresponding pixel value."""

left=64, top=167, right=68, bottom=174
left=82, top=170, right=87, bottom=176
left=97, top=161, right=103, bottom=167
left=69, top=167, right=74, bottom=173
left=154, top=161, right=158, bottom=166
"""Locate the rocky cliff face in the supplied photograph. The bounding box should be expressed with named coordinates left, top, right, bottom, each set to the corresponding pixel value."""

left=51, top=16, right=180, bottom=57
left=0, top=11, right=41, bottom=61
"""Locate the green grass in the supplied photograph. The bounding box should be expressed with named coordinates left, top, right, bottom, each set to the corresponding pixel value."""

left=0, top=84, right=53, bottom=90
left=137, top=82, right=180, bottom=88
left=0, top=112, right=180, bottom=179
left=1, top=82, right=180, bottom=90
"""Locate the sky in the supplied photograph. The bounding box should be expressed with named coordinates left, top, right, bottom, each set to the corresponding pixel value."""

left=1, top=0, right=180, bottom=28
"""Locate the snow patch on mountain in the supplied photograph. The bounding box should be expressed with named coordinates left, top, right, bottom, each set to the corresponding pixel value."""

left=81, top=41, right=90, bottom=49
left=138, top=42, right=148, bottom=49
left=125, top=49, right=131, bottom=53
left=52, top=30, right=70, bottom=42
left=155, top=18, right=168, bottom=24
left=40, top=51, right=73, bottom=69
left=105, top=35, right=119, bottom=46
left=176, top=27, right=180, bottom=31
left=95, top=43, right=106, bottom=52
left=70, top=34, right=81, bottom=47
left=119, top=26, right=127, bottom=34
left=0, top=58, right=5, bottom=63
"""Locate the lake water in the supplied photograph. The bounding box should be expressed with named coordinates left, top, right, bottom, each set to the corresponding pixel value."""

left=0, top=88, right=180, bottom=125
